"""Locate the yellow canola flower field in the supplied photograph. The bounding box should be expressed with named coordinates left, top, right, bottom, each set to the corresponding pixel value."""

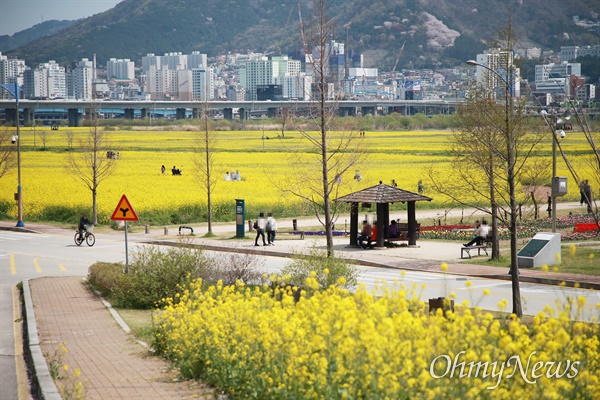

left=155, top=279, right=600, bottom=399
left=0, top=127, right=595, bottom=224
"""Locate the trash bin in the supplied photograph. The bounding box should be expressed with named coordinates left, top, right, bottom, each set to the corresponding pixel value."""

left=163, top=226, right=168, bottom=235
left=145, top=224, right=150, bottom=234
left=429, top=297, right=454, bottom=316
left=248, top=220, right=253, bottom=231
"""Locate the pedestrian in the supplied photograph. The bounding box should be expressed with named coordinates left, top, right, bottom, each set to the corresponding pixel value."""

left=161, top=165, right=166, bottom=175
left=579, top=180, right=586, bottom=205
left=418, top=180, right=424, bottom=194
left=583, top=181, right=593, bottom=214
left=254, top=212, right=267, bottom=246
left=266, top=213, right=277, bottom=245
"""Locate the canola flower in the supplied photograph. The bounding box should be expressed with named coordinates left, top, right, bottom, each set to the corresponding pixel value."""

left=154, top=279, right=600, bottom=399
left=0, top=127, right=594, bottom=223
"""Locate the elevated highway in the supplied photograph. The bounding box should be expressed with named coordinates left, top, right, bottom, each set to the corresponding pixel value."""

left=0, top=98, right=461, bottom=126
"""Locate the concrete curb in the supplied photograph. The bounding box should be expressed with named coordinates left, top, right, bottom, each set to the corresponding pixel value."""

left=22, top=280, right=62, bottom=400
left=144, top=240, right=600, bottom=291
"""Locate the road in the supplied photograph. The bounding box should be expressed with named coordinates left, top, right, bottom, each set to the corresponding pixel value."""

left=1, top=228, right=599, bottom=399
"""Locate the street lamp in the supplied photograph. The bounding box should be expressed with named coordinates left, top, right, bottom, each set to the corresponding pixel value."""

left=540, top=109, right=571, bottom=232
left=1, top=82, right=24, bottom=227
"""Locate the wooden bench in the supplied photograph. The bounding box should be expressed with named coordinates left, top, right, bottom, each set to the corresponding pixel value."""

left=461, top=244, right=489, bottom=259
left=386, top=223, right=421, bottom=242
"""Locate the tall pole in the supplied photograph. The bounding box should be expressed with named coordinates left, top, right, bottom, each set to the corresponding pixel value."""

left=551, top=122, right=557, bottom=233
left=15, top=83, right=24, bottom=227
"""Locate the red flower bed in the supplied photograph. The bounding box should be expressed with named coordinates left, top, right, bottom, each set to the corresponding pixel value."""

left=574, top=223, right=600, bottom=233
left=420, top=224, right=472, bottom=231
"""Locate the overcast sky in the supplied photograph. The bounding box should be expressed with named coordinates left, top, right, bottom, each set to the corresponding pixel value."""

left=0, top=0, right=122, bottom=36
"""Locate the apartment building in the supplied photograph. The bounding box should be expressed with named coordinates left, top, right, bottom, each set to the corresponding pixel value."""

left=23, top=60, right=66, bottom=99
left=0, top=52, right=26, bottom=100
left=473, top=49, right=521, bottom=98
left=107, top=58, right=135, bottom=80
left=192, top=68, right=214, bottom=101
left=67, top=58, right=93, bottom=100
left=560, top=45, right=600, bottom=62
left=240, top=56, right=302, bottom=100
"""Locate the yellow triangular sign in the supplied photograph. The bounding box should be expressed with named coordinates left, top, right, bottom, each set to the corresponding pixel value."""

left=111, top=194, right=138, bottom=221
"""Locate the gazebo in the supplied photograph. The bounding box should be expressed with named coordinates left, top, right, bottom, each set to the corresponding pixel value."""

left=336, top=182, right=432, bottom=247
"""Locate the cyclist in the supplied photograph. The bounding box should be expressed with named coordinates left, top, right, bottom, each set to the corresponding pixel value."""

left=78, top=214, right=91, bottom=240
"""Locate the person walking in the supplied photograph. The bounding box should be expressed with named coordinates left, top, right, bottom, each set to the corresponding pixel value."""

left=266, top=213, right=277, bottom=245
left=161, top=165, right=166, bottom=175
left=254, top=212, right=267, bottom=246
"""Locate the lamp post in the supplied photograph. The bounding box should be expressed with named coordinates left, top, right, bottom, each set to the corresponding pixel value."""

left=1, top=82, right=24, bottom=227
left=540, top=110, right=571, bottom=232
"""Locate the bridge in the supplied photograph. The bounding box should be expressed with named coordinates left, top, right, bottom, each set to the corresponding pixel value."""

left=0, top=98, right=461, bottom=127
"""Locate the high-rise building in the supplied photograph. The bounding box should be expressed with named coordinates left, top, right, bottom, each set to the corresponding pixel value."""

left=0, top=52, right=26, bottom=100
left=535, top=62, right=581, bottom=94
left=560, top=45, right=600, bottom=62
left=67, top=58, right=93, bottom=100
left=23, top=60, right=66, bottom=99
left=473, top=49, right=521, bottom=98
left=107, top=58, right=135, bottom=80
left=240, top=56, right=302, bottom=100
left=192, top=68, right=214, bottom=101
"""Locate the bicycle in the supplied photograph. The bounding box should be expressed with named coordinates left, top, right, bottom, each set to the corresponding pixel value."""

left=74, top=224, right=95, bottom=247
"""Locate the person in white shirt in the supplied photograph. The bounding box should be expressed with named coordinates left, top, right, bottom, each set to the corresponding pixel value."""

left=266, top=213, right=277, bottom=245
left=464, top=220, right=490, bottom=247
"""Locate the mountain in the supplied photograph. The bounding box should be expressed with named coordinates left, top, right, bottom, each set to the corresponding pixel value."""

left=4, top=0, right=600, bottom=69
left=0, top=19, right=76, bottom=52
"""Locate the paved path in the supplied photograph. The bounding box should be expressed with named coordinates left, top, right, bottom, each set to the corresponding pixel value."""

left=28, top=277, right=213, bottom=399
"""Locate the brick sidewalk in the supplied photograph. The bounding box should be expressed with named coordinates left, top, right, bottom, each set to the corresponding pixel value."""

left=29, top=277, right=213, bottom=400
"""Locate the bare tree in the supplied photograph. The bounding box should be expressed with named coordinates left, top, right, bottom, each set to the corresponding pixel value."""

left=65, top=130, right=75, bottom=150
left=193, top=101, right=219, bottom=235
left=280, top=0, right=365, bottom=257
left=278, top=107, right=292, bottom=138
left=0, top=128, right=17, bottom=179
left=429, top=19, right=544, bottom=317
left=67, top=109, right=116, bottom=224
left=39, top=129, right=49, bottom=150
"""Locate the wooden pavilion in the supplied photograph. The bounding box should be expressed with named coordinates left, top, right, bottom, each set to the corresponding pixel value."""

left=336, top=182, right=432, bottom=247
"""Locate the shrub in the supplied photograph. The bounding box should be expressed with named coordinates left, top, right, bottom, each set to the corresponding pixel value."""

left=280, top=248, right=358, bottom=290
left=203, top=250, right=267, bottom=287
left=87, top=243, right=268, bottom=309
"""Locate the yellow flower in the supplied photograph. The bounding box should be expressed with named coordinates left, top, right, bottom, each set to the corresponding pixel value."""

left=440, top=263, right=448, bottom=272
left=465, top=280, right=472, bottom=288
left=483, top=288, right=491, bottom=296
left=541, top=264, right=549, bottom=272
left=569, top=244, right=576, bottom=256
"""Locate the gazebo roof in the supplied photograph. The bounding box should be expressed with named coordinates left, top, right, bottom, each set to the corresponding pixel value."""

left=336, top=182, right=433, bottom=204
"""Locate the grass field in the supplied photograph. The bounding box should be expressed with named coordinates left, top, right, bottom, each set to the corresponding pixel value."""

left=0, top=125, right=597, bottom=226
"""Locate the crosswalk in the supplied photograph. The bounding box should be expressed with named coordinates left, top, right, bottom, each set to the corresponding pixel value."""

left=1, top=231, right=89, bottom=276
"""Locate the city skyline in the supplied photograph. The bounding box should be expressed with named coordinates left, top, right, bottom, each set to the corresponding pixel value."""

left=0, top=0, right=122, bottom=36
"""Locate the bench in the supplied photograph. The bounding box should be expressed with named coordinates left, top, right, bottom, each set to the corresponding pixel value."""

left=461, top=244, right=489, bottom=259
left=386, top=222, right=421, bottom=242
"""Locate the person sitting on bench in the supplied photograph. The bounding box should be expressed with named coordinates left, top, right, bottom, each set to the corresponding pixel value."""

left=464, top=220, right=490, bottom=247
left=358, top=220, right=372, bottom=248
left=387, top=220, right=399, bottom=238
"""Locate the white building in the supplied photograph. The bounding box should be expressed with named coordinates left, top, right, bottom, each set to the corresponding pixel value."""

left=146, top=67, right=191, bottom=100
left=188, top=51, right=208, bottom=69
left=67, top=58, right=93, bottom=100
left=560, top=45, right=600, bottom=62
left=0, top=52, right=26, bottom=100
left=107, top=58, right=135, bottom=80
left=534, top=62, right=581, bottom=94
left=192, top=68, right=214, bottom=101
left=142, top=53, right=162, bottom=73
left=473, top=49, right=521, bottom=98
left=240, top=56, right=302, bottom=101
left=275, top=72, right=312, bottom=100
left=23, top=60, right=66, bottom=99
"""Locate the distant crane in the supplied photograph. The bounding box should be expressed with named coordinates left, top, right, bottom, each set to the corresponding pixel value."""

left=391, top=41, right=406, bottom=76
left=298, top=2, right=309, bottom=54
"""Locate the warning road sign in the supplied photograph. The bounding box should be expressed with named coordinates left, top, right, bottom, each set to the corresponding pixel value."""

left=111, top=194, right=138, bottom=221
